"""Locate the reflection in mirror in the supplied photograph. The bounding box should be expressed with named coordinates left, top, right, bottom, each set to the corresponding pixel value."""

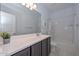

left=0, top=3, right=41, bottom=36
left=0, top=11, right=16, bottom=35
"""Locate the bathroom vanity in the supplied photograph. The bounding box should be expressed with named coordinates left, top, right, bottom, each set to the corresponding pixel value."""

left=0, top=34, right=51, bottom=56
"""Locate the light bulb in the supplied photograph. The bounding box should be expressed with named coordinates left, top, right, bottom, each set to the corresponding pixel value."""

left=21, top=3, right=26, bottom=6
left=26, top=4, right=29, bottom=8
left=33, top=4, right=37, bottom=9
left=30, top=7, right=33, bottom=10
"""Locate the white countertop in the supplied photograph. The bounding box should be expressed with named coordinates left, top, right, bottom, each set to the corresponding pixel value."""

left=0, top=33, right=50, bottom=56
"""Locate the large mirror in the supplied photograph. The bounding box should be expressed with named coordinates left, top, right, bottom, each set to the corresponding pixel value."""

left=0, top=3, right=41, bottom=35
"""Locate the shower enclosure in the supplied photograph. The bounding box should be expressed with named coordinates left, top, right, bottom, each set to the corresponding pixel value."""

left=42, top=3, right=79, bottom=55
left=46, top=4, right=79, bottom=45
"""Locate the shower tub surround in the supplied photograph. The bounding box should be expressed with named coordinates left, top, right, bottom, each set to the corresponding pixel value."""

left=0, top=33, right=51, bottom=56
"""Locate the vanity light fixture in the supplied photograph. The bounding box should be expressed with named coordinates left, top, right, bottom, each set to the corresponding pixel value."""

left=33, top=4, right=37, bottom=9
left=21, top=3, right=37, bottom=10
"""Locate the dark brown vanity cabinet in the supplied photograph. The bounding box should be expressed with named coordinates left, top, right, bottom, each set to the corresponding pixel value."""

left=31, top=42, right=42, bottom=56
left=31, top=37, right=51, bottom=56
left=12, top=37, right=51, bottom=56
left=47, top=37, right=51, bottom=55
left=41, top=37, right=51, bottom=56
left=41, top=39, right=47, bottom=56
left=12, top=47, right=31, bottom=56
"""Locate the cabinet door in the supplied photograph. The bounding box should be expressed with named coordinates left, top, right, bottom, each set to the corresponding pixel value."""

left=47, top=37, right=51, bottom=56
left=12, top=47, right=30, bottom=56
left=41, top=39, right=47, bottom=56
left=31, top=42, right=41, bottom=56
left=42, top=37, right=51, bottom=56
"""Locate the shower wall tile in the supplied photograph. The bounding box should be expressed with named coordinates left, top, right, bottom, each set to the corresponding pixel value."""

left=73, top=4, right=79, bottom=46
left=50, top=6, right=74, bottom=44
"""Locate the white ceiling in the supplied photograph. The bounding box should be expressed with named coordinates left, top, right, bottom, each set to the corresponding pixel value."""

left=37, top=3, right=73, bottom=13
